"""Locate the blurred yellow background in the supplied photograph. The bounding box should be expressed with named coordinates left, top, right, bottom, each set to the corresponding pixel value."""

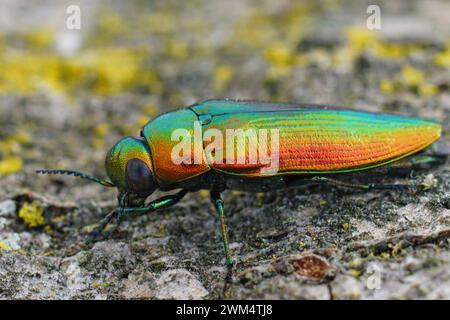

left=0, top=0, right=449, bottom=180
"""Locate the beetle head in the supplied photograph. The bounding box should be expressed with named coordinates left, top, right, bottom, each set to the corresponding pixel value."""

left=105, top=136, right=157, bottom=198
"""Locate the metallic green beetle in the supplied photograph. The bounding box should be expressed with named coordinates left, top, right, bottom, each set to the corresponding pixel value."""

left=38, top=99, right=448, bottom=267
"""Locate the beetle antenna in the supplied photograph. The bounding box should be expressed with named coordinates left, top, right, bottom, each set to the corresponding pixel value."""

left=36, top=169, right=115, bottom=187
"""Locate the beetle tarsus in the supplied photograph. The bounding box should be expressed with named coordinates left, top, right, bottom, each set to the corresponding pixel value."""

left=85, top=208, right=121, bottom=244
left=122, top=189, right=188, bottom=214
left=366, top=183, right=410, bottom=190
left=222, top=262, right=235, bottom=297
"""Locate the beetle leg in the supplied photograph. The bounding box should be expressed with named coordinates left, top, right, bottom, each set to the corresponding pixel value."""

left=122, top=189, right=188, bottom=214
left=85, top=208, right=121, bottom=244
left=311, top=176, right=410, bottom=191
left=85, top=193, right=129, bottom=244
left=210, top=190, right=234, bottom=268
left=85, top=190, right=188, bottom=244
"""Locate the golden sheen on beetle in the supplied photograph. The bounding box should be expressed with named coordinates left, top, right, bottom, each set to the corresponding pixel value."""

left=37, top=99, right=448, bottom=268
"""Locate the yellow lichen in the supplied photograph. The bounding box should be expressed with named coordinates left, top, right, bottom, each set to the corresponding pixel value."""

left=152, top=223, right=167, bottom=238
left=349, top=269, right=361, bottom=277
left=401, top=66, right=425, bottom=87
left=256, top=193, right=265, bottom=206
left=92, top=138, right=105, bottom=150
left=213, top=65, right=235, bottom=92
left=93, top=123, right=110, bottom=149
left=198, top=190, right=210, bottom=200
left=380, top=252, right=390, bottom=259
left=44, top=225, right=54, bottom=235
left=92, top=281, right=112, bottom=288
left=94, top=123, right=110, bottom=137
left=0, top=137, right=20, bottom=153
left=351, top=259, right=362, bottom=267
left=264, top=43, right=293, bottom=69
left=18, top=201, right=44, bottom=228
left=391, top=241, right=404, bottom=256
left=84, top=48, right=143, bottom=96
left=14, top=131, right=31, bottom=145
left=345, top=26, right=419, bottom=62
left=342, top=222, right=350, bottom=230
left=22, top=28, right=54, bottom=50
left=379, top=80, right=394, bottom=94
left=136, top=116, right=150, bottom=128
left=372, top=42, right=418, bottom=59
left=50, top=215, right=66, bottom=223
left=419, top=83, right=439, bottom=97
left=346, top=27, right=377, bottom=53
left=0, top=156, right=23, bottom=175
left=0, top=45, right=160, bottom=97
left=102, top=12, right=125, bottom=31
left=43, top=250, right=55, bottom=256
left=0, top=242, right=12, bottom=251
left=434, top=42, right=450, bottom=68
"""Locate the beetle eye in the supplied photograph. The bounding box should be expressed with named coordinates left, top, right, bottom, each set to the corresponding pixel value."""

left=125, top=158, right=155, bottom=196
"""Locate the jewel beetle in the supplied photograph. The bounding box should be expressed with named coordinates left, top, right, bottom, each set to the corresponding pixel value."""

left=37, top=99, right=448, bottom=268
